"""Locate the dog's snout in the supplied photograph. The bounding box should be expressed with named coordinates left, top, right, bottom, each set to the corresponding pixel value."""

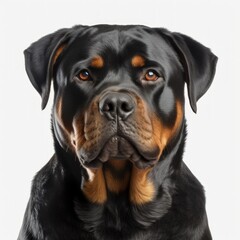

left=99, top=92, right=135, bottom=120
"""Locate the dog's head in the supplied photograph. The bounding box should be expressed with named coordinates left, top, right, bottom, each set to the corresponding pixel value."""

left=24, top=25, right=217, bottom=169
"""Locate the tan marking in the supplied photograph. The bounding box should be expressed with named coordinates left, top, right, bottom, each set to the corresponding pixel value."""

left=162, top=101, right=183, bottom=146
left=152, top=101, right=183, bottom=153
left=82, top=168, right=107, bottom=204
left=72, top=114, right=85, bottom=150
left=105, top=169, right=130, bottom=193
left=108, top=159, right=127, bottom=170
left=55, top=97, right=75, bottom=150
left=90, top=56, right=104, bottom=68
left=53, top=45, right=65, bottom=65
left=55, top=96, right=90, bottom=152
left=130, top=166, right=155, bottom=204
left=131, top=55, right=145, bottom=67
left=84, top=167, right=95, bottom=182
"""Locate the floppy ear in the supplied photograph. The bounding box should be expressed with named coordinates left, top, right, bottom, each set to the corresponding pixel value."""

left=24, top=28, right=70, bottom=109
left=166, top=32, right=218, bottom=113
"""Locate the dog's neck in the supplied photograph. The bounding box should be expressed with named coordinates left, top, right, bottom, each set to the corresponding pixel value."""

left=52, top=120, right=186, bottom=229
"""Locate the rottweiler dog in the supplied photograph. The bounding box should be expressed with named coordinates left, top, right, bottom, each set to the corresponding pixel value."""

left=18, top=25, right=217, bottom=240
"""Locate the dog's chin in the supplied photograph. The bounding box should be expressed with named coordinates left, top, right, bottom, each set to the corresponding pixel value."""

left=79, top=136, right=159, bottom=169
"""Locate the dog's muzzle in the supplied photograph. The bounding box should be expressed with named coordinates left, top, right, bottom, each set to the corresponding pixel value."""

left=76, top=91, right=160, bottom=169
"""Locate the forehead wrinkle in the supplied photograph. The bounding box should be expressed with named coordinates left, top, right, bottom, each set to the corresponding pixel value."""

left=80, top=28, right=166, bottom=70
left=89, top=33, right=133, bottom=71
left=91, top=30, right=121, bottom=53
left=91, top=29, right=143, bottom=57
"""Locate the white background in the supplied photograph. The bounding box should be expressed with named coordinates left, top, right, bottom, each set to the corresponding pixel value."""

left=0, top=0, right=239, bottom=239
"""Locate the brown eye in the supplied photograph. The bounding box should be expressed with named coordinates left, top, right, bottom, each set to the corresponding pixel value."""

left=144, top=70, right=159, bottom=81
left=79, top=69, right=91, bottom=81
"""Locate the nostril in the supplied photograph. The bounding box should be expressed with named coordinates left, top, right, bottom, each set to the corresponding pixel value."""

left=102, top=101, right=115, bottom=112
left=121, top=101, right=132, bottom=113
left=99, top=92, right=135, bottom=120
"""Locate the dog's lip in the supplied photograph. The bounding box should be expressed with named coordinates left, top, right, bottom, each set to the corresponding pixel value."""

left=119, top=134, right=160, bottom=161
left=77, top=135, right=159, bottom=169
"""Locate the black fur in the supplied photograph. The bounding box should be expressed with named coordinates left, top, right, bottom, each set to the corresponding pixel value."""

left=19, top=25, right=217, bottom=240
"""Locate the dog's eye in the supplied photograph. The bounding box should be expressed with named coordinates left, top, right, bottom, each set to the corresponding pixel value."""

left=78, top=70, right=91, bottom=81
left=144, top=70, right=159, bottom=81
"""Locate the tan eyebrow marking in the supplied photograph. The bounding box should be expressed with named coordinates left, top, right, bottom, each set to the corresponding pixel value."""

left=90, top=55, right=104, bottom=68
left=131, top=55, right=145, bottom=67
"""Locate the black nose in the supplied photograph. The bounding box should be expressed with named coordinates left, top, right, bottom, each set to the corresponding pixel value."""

left=99, top=92, right=135, bottom=120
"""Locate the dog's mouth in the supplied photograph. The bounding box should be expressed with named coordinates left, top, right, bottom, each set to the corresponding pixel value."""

left=77, top=135, right=160, bottom=169
left=73, top=91, right=162, bottom=169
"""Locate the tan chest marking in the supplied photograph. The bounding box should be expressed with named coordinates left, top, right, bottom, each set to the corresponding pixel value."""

left=82, top=168, right=107, bottom=204
left=105, top=160, right=130, bottom=193
left=129, top=166, right=155, bottom=204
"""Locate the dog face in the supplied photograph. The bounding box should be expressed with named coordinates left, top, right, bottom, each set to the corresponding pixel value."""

left=24, top=25, right=217, bottom=170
